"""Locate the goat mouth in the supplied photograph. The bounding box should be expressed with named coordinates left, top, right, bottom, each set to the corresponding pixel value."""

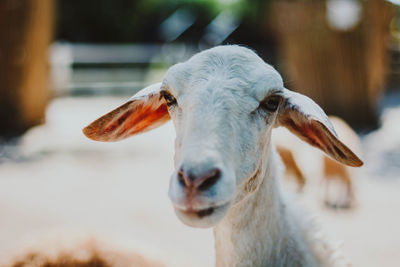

left=196, top=207, right=215, bottom=218
left=178, top=203, right=229, bottom=218
left=179, top=207, right=214, bottom=218
left=174, top=201, right=232, bottom=228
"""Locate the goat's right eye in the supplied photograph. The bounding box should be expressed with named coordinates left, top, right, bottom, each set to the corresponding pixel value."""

left=161, top=91, right=177, bottom=106
left=259, top=95, right=282, bottom=112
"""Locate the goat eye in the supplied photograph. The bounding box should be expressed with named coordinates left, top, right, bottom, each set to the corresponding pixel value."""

left=161, top=91, right=177, bottom=106
left=260, top=95, right=281, bottom=112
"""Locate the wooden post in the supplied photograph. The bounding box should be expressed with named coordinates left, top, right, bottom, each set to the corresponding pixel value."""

left=0, top=0, right=53, bottom=137
left=270, top=0, right=393, bottom=130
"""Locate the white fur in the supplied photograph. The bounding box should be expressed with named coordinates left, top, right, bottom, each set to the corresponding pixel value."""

left=162, top=46, right=343, bottom=266
left=85, top=45, right=361, bottom=266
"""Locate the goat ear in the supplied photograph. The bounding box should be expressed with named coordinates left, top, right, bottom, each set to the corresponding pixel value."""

left=276, top=89, right=363, bottom=167
left=83, top=82, right=170, bottom=142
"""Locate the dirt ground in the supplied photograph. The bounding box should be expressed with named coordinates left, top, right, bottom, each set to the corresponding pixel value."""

left=0, top=96, right=399, bottom=266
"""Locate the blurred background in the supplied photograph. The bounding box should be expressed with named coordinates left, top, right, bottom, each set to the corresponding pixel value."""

left=0, top=0, right=399, bottom=266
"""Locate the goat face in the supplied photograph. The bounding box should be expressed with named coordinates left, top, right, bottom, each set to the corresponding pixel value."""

left=83, top=46, right=363, bottom=228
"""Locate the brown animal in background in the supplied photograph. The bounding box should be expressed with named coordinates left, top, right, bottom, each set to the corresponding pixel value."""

left=276, top=145, right=306, bottom=190
left=275, top=116, right=362, bottom=209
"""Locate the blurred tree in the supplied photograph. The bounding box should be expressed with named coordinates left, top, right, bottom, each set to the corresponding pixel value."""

left=56, top=0, right=158, bottom=43
left=0, top=0, right=53, bottom=137
left=55, top=0, right=267, bottom=44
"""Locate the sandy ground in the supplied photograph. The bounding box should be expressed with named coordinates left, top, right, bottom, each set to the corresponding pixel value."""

left=0, top=96, right=399, bottom=266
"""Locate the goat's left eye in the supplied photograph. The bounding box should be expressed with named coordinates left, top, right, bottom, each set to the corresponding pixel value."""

left=260, top=95, right=282, bottom=112
left=161, top=91, right=177, bottom=106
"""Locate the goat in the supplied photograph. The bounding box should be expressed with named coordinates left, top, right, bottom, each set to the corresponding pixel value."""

left=274, top=116, right=362, bottom=209
left=83, top=46, right=363, bottom=266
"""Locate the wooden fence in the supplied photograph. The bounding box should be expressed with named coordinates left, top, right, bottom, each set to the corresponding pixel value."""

left=271, top=0, right=393, bottom=130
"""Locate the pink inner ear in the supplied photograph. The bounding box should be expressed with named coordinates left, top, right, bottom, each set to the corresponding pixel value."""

left=282, top=117, right=362, bottom=167
left=83, top=98, right=170, bottom=142
left=284, top=118, right=327, bottom=151
left=126, top=104, right=169, bottom=136
left=303, top=122, right=340, bottom=156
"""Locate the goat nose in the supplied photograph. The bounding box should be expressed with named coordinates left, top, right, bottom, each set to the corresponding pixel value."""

left=177, top=166, right=221, bottom=191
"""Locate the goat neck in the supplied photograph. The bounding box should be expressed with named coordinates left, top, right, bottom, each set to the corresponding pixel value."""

left=213, top=145, right=318, bottom=267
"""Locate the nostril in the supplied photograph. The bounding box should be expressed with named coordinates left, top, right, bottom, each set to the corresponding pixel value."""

left=177, top=166, right=221, bottom=190
left=198, top=168, right=221, bottom=191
